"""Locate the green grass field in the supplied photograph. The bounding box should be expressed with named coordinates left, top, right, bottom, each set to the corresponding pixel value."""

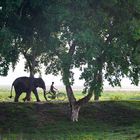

left=1, top=86, right=140, bottom=102
left=0, top=87, right=140, bottom=140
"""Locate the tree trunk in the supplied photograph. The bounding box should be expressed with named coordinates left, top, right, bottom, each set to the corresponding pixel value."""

left=94, top=94, right=99, bottom=101
left=65, top=85, right=79, bottom=121
left=61, top=42, right=94, bottom=122
left=69, top=91, right=93, bottom=122
left=71, top=104, right=81, bottom=122
left=65, top=84, right=81, bottom=122
left=65, top=83, right=94, bottom=122
left=22, top=50, right=36, bottom=78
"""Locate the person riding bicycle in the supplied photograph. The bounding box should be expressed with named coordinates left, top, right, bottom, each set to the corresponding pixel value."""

left=50, top=82, right=58, bottom=97
left=44, top=82, right=65, bottom=101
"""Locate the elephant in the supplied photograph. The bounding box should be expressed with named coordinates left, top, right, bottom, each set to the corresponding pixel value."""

left=9, top=76, right=46, bottom=102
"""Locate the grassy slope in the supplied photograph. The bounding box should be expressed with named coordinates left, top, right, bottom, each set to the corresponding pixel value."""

left=0, top=101, right=140, bottom=140
left=0, top=89, right=140, bottom=140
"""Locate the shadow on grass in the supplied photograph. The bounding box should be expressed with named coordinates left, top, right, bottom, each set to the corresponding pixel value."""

left=0, top=101, right=140, bottom=140
left=81, top=101, right=140, bottom=126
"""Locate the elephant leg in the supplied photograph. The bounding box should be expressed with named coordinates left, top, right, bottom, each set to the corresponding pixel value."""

left=27, top=92, right=31, bottom=101
left=33, top=89, right=40, bottom=102
left=22, top=96, right=26, bottom=102
left=23, top=91, right=31, bottom=102
left=14, top=90, right=22, bottom=102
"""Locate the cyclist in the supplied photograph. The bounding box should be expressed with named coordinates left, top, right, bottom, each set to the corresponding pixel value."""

left=50, top=82, right=58, bottom=97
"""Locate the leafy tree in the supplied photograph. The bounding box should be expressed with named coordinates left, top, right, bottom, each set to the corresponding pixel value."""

left=43, top=0, right=140, bottom=121
left=0, top=1, right=19, bottom=76
left=43, top=0, right=107, bottom=121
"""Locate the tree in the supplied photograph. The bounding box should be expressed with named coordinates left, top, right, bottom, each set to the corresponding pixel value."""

left=43, top=0, right=140, bottom=121
left=43, top=0, right=107, bottom=121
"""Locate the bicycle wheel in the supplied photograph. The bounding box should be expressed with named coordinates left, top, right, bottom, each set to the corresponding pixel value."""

left=44, top=92, right=54, bottom=101
left=57, top=92, right=66, bottom=101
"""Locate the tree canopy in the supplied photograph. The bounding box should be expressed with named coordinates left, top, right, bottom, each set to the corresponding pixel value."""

left=0, top=0, right=60, bottom=77
left=0, top=3, right=19, bottom=76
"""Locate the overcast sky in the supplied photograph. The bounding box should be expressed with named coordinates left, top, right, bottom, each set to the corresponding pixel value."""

left=0, top=56, right=140, bottom=91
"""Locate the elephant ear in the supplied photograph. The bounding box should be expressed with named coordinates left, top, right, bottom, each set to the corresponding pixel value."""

left=33, top=77, right=45, bottom=88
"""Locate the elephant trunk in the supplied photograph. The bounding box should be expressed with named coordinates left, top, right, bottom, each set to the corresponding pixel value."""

left=43, top=88, right=46, bottom=99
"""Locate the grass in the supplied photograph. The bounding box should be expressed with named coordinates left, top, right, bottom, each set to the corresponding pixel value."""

left=1, top=86, right=140, bottom=102
left=0, top=101, right=140, bottom=140
left=0, top=87, right=140, bottom=140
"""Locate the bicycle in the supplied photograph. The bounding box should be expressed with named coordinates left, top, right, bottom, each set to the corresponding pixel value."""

left=44, top=90, right=66, bottom=102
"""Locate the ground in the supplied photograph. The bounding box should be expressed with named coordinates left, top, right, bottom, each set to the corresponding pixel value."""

left=0, top=101, right=140, bottom=140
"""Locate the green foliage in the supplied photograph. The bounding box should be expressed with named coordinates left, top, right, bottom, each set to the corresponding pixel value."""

left=103, top=0, right=140, bottom=87
left=1, top=0, right=140, bottom=99
left=0, top=27, right=19, bottom=75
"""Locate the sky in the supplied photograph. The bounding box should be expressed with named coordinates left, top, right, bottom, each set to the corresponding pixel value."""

left=0, top=56, right=140, bottom=91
